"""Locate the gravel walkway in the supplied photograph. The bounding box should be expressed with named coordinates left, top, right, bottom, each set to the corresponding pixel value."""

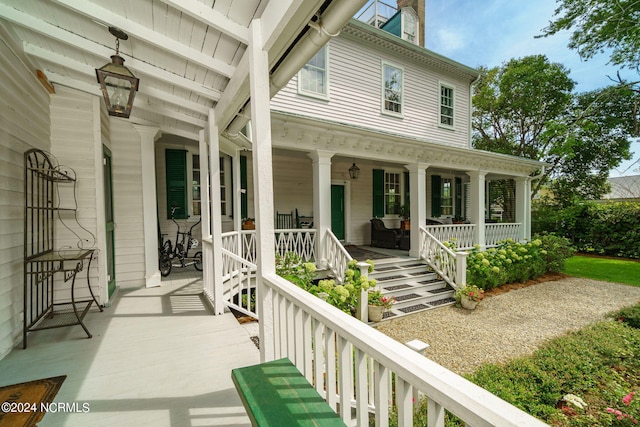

left=375, top=277, right=640, bottom=375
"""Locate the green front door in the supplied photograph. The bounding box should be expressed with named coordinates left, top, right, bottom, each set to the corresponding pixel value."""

left=103, top=146, right=116, bottom=298
left=331, top=184, right=345, bottom=240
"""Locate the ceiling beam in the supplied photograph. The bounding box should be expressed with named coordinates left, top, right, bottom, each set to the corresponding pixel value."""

left=156, top=0, right=250, bottom=45
left=50, top=0, right=235, bottom=78
left=24, top=42, right=211, bottom=116
left=0, top=4, right=222, bottom=101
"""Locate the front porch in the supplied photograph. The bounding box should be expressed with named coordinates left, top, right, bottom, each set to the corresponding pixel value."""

left=0, top=271, right=258, bottom=426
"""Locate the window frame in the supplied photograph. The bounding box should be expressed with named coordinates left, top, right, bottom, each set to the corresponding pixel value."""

left=384, top=171, right=402, bottom=215
left=381, top=61, right=404, bottom=117
left=297, top=45, right=329, bottom=100
left=438, top=81, right=455, bottom=129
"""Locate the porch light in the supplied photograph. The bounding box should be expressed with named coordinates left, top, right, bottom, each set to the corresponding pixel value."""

left=95, top=27, right=139, bottom=118
left=349, top=162, right=360, bottom=179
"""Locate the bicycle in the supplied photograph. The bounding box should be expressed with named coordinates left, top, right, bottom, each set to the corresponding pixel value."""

left=159, top=207, right=202, bottom=277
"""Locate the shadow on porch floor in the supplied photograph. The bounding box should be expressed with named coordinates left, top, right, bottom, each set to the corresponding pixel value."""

left=0, top=270, right=259, bottom=427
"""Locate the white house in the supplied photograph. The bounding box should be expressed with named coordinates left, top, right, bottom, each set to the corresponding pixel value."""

left=0, top=0, right=547, bottom=424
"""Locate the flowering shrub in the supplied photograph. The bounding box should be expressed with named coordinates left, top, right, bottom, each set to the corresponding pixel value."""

left=604, top=391, right=638, bottom=426
left=276, top=253, right=376, bottom=314
left=457, top=235, right=574, bottom=291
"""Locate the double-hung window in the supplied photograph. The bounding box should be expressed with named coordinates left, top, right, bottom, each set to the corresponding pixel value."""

left=382, top=62, right=403, bottom=115
left=299, top=46, right=328, bottom=98
left=384, top=172, right=401, bottom=215
left=439, top=83, right=454, bottom=128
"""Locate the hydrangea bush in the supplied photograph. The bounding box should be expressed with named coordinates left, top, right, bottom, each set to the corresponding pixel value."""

left=276, top=253, right=376, bottom=314
left=449, top=234, right=575, bottom=291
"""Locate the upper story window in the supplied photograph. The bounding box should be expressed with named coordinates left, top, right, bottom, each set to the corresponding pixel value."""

left=382, top=62, right=403, bottom=116
left=298, top=46, right=328, bottom=98
left=439, top=83, right=454, bottom=128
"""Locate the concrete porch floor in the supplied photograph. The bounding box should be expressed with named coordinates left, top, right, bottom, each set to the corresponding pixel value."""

left=0, top=270, right=259, bottom=427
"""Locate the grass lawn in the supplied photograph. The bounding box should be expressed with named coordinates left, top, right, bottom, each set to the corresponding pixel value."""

left=564, top=255, right=640, bottom=287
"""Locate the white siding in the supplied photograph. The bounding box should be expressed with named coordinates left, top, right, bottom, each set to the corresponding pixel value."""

left=49, top=87, right=102, bottom=303
left=111, top=124, right=145, bottom=287
left=271, top=36, right=471, bottom=148
left=0, top=23, right=51, bottom=359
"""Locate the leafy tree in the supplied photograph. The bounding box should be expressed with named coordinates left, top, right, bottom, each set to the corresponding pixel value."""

left=473, top=55, right=635, bottom=205
left=540, top=0, right=640, bottom=72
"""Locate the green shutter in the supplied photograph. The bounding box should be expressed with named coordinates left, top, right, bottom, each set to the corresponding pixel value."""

left=431, top=175, right=441, bottom=217
left=403, top=171, right=410, bottom=207
left=455, top=177, right=462, bottom=218
left=165, top=149, right=188, bottom=219
left=240, top=155, right=248, bottom=219
left=372, top=169, right=385, bottom=218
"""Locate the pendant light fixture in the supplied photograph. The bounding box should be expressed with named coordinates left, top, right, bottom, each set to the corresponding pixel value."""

left=349, top=161, right=360, bottom=179
left=95, top=27, right=139, bottom=118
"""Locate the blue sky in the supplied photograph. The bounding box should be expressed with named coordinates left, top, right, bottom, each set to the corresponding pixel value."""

left=423, top=0, right=639, bottom=176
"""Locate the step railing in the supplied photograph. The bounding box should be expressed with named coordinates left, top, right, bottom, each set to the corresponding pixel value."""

left=221, top=247, right=258, bottom=317
left=419, top=226, right=467, bottom=290
left=486, top=223, right=522, bottom=246
left=325, top=229, right=352, bottom=283
left=425, top=224, right=476, bottom=249
left=260, top=271, right=549, bottom=427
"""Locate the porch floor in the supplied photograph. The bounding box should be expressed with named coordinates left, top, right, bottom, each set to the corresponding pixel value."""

left=0, top=270, right=259, bottom=427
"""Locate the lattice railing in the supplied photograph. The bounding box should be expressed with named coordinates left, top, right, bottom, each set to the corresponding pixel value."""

left=274, top=229, right=316, bottom=262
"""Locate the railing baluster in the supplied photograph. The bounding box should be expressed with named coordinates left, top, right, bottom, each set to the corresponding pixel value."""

left=325, top=328, right=337, bottom=411
left=374, top=361, right=389, bottom=427
left=397, top=378, right=413, bottom=427
left=313, top=320, right=325, bottom=395
left=338, top=336, right=352, bottom=423
left=355, top=348, right=368, bottom=426
left=428, top=398, right=445, bottom=427
left=303, top=311, right=313, bottom=383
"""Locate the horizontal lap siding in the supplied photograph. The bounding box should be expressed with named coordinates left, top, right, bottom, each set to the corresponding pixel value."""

left=111, top=125, right=145, bottom=288
left=50, top=87, right=101, bottom=303
left=0, top=23, right=51, bottom=359
left=271, top=37, right=471, bottom=148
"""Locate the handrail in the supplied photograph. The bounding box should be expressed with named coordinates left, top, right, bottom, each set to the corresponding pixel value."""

left=425, top=224, right=476, bottom=249
left=419, top=226, right=467, bottom=289
left=261, top=272, right=548, bottom=426
left=221, top=247, right=257, bottom=318
left=324, top=229, right=352, bottom=283
left=275, top=228, right=316, bottom=262
left=486, top=223, right=522, bottom=246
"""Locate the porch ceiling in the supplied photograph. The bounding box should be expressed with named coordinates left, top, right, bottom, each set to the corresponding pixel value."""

left=0, top=0, right=346, bottom=141
left=270, top=111, right=547, bottom=177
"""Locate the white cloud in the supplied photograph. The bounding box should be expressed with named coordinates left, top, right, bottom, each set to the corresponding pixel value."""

left=434, top=28, right=465, bottom=53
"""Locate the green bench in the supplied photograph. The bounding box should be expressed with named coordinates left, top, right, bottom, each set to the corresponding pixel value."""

left=232, top=357, right=346, bottom=426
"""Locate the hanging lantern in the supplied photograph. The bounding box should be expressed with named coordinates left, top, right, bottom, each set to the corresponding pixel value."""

left=349, top=162, right=360, bottom=179
left=96, top=27, right=139, bottom=118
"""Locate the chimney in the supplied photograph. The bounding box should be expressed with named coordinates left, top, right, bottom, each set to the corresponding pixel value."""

left=397, top=0, right=425, bottom=47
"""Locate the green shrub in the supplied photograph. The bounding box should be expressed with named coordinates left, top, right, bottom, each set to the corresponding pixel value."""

left=536, top=233, right=576, bottom=273
left=609, top=303, right=640, bottom=329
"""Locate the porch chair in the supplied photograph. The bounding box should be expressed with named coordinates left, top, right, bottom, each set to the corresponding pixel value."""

left=295, top=208, right=313, bottom=228
left=370, top=218, right=402, bottom=249
left=275, top=211, right=294, bottom=229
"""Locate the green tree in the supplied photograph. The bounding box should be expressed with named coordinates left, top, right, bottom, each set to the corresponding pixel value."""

left=473, top=55, right=634, bottom=205
left=540, top=0, right=640, bottom=71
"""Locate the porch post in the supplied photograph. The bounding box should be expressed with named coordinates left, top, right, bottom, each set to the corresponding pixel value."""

left=308, top=150, right=335, bottom=269
left=133, top=125, right=161, bottom=288
left=208, top=110, right=225, bottom=315
left=198, top=129, right=213, bottom=300
left=405, top=163, right=429, bottom=258
left=233, top=150, right=242, bottom=232
left=249, top=18, right=276, bottom=362
left=515, top=177, right=531, bottom=241
left=466, top=170, right=487, bottom=247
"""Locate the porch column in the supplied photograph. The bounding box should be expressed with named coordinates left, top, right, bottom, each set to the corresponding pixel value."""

left=249, top=19, right=276, bottom=362
left=466, top=170, right=487, bottom=247
left=308, top=150, right=335, bottom=269
left=515, top=177, right=531, bottom=241
left=208, top=110, right=225, bottom=315
left=405, top=163, right=429, bottom=258
left=233, top=150, right=242, bottom=232
left=133, top=125, right=161, bottom=288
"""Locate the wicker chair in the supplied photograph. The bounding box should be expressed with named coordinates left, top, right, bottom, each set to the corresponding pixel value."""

left=370, top=218, right=402, bottom=249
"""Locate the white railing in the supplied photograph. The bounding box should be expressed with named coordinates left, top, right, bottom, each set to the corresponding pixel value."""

left=325, top=229, right=353, bottom=283
left=486, top=223, right=522, bottom=246
left=419, top=226, right=467, bottom=290
left=222, top=230, right=257, bottom=264
left=275, top=228, right=316, bottom=261
left=260, top=272, right=548, bottom=427
left=221, top=247, right=258, bottom=318
left=425, top=224, right=476, bottom=249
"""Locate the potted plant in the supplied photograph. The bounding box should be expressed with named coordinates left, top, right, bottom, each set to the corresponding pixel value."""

left=367, top=290, right=395, bottom=322
left=452, top=216, right=465, bottom=224
left=241, top=218, right=255, bottom=230
left=398, top=203, right=410, bottom=230
left=455, top=285, right=484, bottom=310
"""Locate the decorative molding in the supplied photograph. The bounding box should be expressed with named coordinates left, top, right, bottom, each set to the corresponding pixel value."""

left=271, top=112, right=544, bottom=178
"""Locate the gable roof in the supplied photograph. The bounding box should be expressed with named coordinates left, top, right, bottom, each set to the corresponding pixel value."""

left=603, top=175, right=640, bottom=200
